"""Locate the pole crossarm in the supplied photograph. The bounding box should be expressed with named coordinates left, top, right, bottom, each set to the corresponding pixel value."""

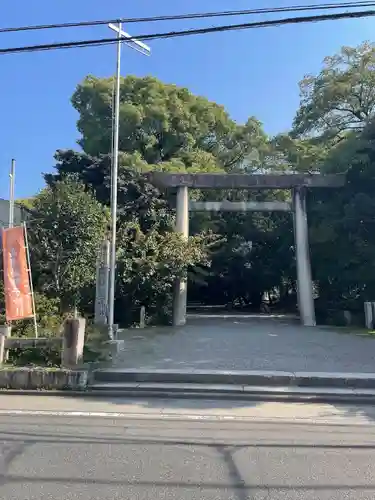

left=146, top=172, right=346, bottom=189
left=189, top=200, right=292, bottom=212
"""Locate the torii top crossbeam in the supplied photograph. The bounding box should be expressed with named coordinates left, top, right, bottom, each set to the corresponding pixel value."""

left=145, top=172, right=345, bottom=189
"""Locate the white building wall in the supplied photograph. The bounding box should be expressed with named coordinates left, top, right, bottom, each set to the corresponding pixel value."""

left=0, top=199, right=27, bottom=228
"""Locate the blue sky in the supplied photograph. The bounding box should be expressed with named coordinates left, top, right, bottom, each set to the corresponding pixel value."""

left=1, top=0, right=374, bottom=199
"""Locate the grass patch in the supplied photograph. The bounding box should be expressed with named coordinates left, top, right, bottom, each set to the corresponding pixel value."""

left=4, top=326, right=112, bottom=368
left=322, top=325, right=375, bottom=337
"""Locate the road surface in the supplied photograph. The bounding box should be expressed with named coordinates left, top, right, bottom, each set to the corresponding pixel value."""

left=0, top=395, right=375, bottom=499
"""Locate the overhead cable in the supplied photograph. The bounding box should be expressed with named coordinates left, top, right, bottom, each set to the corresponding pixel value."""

left=1, top=9, right=374, bottom=55
left=0, top=1, right=374, bottom=34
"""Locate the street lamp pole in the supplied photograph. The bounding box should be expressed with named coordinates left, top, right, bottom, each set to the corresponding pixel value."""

left=107, top=23, right=122, bottom=341
left=107, top=22, right=151, bottom=340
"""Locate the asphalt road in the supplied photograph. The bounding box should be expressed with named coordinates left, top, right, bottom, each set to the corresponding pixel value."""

left=1, top=402, right=375, bottom=499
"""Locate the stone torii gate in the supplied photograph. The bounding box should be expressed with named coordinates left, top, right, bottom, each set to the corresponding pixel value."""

left=147, top=172, right=345, bottom=328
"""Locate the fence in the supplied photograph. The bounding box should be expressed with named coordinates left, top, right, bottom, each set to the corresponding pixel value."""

left=0, top=318, right=86, bottom=366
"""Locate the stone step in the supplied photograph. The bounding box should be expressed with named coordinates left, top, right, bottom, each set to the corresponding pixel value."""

left=87, top=381, right=375, bottom=403
left=90, top=369, right=375, bottom=389
left=90, top=382, right=245, bottom=392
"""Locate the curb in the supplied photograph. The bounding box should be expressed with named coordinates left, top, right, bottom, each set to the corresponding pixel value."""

left=91, top=369, right=375, bottom=389
left=86, top=369, right=375, bottom=404
left=89, top=387, right=375, bottom=405
left=87, top=392, right=375, bottom=405
left=9, top=389, right=375, bottom=404
left=1, top=387, right=375, bottom=404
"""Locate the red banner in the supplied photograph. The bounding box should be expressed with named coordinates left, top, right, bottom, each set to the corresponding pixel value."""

left=1, top=226, right=33, bottom=321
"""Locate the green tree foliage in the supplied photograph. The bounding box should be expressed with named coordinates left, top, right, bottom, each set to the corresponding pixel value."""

left=27, top=178, right=108, bottom=311
left=46, top=149, right=215, bottom=323
left=116, top=227, right=211, bottom=324
left=189, top=208, right=295, bottom=308
left=68, top=75, right=297, bottom=315
left=71, top=75, right=268, bottom=172
left=309, top=119, right=375, bottom=313
left=271, top=134, right=330, bottom=174
left=46, top=149, right=172, bottom=232
left=16, top=197, right=36, bottom=210
left=293, top=42, right=375, bottom=142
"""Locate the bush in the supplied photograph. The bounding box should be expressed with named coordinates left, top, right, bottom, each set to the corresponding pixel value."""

left=0, top=293, right=63, bottom=338
left=8, top=347, right=61, bottom=367
left=0, top=293, right=64, bottom=366
left=116, top=228, right=210, bottom=326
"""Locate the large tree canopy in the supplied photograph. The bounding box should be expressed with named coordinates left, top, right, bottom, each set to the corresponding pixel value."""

left=308, top=118, right=375, bottom=313
left=72, top=75, right=268, bottom=172
left=292, top=42, right=375, bottom=142
left=46, top=149, right=173, bottom=232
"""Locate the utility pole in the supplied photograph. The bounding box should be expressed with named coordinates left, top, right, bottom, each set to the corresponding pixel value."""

left=107, top=23, right=122, bottom=341
left=106, top=22, right=151, bottom=341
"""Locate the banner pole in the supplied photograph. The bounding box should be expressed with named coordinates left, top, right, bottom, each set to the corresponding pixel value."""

left=23, top=222, right=38, bottom=338
left=9, top=159, right=15, bottom=229
left=6, top=160, right=15, bottom=359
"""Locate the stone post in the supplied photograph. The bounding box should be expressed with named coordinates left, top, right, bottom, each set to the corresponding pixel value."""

left=62, top=318, right=86, bottom=367
left=0, top=326, right=10, bottom=365
left=364, top=302, right=374, bottom=329
left=94, top=239, right=110, bottom=325
left=139, top=306, right=146, bottom=329
left=173, top=186, right=189, bottom=326
left=293, top=187, right=316, bottom=327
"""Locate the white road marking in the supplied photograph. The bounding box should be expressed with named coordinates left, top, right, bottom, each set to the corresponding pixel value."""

left=0, top=409, right=372, bottom=426
left=0, top=409, right=264, bottom=420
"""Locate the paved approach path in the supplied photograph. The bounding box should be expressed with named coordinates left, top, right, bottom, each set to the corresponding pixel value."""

left=115, top=315, right=375, bottom=373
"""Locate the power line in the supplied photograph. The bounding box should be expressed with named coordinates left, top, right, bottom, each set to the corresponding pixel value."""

left=1, top=9, right=375, bottom=56
left=0, top=1, right=374, bottom=34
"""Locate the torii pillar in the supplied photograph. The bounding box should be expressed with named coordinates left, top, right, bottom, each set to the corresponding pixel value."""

left=172, top=186, right=189, bottom=326
left=293, top=187, right=316, bottom=326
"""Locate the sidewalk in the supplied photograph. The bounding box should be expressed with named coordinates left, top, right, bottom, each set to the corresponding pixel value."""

left=1, top=394, right=375, bottom=426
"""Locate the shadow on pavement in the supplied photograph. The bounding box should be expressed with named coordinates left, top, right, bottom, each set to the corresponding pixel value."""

left=1, top=418, right=375, bottom=497
left=68, top=391, right=375, bottom=427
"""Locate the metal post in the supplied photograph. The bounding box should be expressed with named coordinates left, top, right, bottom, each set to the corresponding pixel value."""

left=293, top=187, right=316, bottom=327
left=108, top=22, right=122, bottom=341
left=4, top=159, right=16, bottom=360
left=23, top=222, right=38, bottom=338
left=172, top=186, right=189, bottom=326
left=9, top=159, right=15, bottom=228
